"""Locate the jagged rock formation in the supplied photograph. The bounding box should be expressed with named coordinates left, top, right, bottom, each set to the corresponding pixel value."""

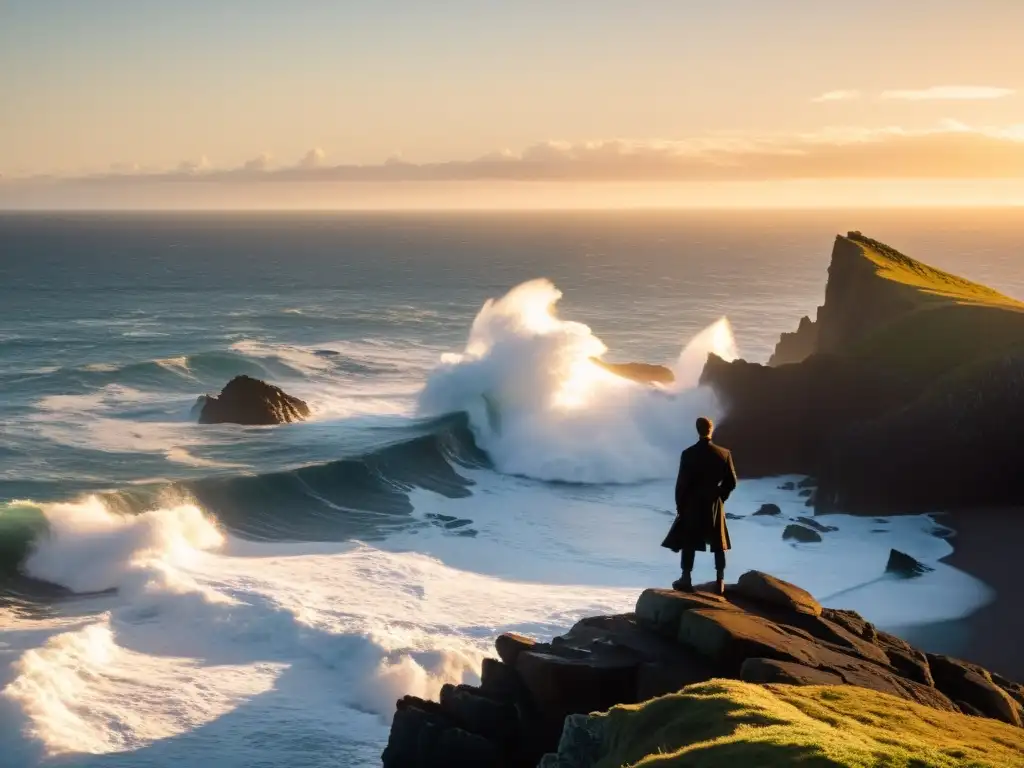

left=195, top=375, right=310, bottom=425
left=702, top=232, right=1024, bottom=512
left=380, top=572, right=1022, bottom=767
left=885, top=549, right=934, bottom=578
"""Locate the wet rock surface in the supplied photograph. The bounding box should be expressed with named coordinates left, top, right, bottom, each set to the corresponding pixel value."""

left=381, top=571, right=1022, bottom=766
left=196, top=374, right=311, bottom=425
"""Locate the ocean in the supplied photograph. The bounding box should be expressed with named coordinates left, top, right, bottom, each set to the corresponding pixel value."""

left=1, top=209, right=1022, bottom=767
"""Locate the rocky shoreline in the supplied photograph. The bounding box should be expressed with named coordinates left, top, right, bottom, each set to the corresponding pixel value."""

left=378, top=232, right=1024, bottom=765
left=380, top=571, right=1023, bottom=767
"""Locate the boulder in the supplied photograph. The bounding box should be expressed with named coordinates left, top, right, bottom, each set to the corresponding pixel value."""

left=752, top=503, right=782, bottom=517
left=740, top=658, right=843, bottom=686
left=515, top=651, right=639, bottom=723
left=773, top=613, right=890, bottom=667
left=782, top=524, right=822, bottom=543
left=928, top=654, right=1023, bottom=727
left=557, top=613, right=699, bottom=666
left=439, top=683, right=518, bottom=743
left=495, top=632, right=538, bottom=667
left=733, top=571, right=822, bottom=617
left=796, top=516, right=838, bottom=533
left=884, top=647, right=935, bottom=687
left=778, top=482, right=797, bottom=491
left=677, top=608, right=821, bottom=673
left=634, top=588, right=732, bottom=637
left=479, top=658, right=526, bottom=703
left=196, top=375, right=310, bottom=425
left=993, top=674, right=1024, bottom=709
left=382, top=695, right=502, bottom=768
left=821, top=607, right=877, bottom=643
left=382, top=571, right=1023, bottom=767
left=885, top=549, right=934, bottom=578
left=829, top=661, right=959, bottom=713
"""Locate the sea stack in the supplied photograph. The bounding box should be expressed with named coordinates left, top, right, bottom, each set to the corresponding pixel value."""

left=196, top=374, right=311, bottom=425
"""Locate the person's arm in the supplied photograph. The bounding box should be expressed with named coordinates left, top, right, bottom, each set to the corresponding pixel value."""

left=674, top=452, right=689, bottom=512
left=720, top=451, right=738, bottom=501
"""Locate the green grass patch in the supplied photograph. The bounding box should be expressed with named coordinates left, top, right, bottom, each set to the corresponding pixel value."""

left=845, top=232, right=1024, bottom=311
left=589, top=679, right=1024, bottom=767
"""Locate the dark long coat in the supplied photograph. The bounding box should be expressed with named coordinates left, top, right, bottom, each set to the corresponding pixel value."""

left=661, top=438, right=737, bottom=553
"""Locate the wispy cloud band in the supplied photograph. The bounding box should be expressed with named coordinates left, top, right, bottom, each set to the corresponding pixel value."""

left=6, top=124, right=1024, bottom=186
left=813, top=85, right=1015, bottom=103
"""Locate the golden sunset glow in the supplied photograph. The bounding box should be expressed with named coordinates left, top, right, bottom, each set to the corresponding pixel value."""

left=0, top=3, right=1021, bottom=209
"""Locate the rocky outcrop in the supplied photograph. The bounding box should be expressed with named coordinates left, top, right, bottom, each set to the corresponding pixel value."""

left=380, top=572, right=1022, bottom=767
left=195, top=375, right=310, bottom=425
left=700, top=232, right=1024, bottom=512
left=589, top=359, right=675, bottom=385
left=885, top=549, right=933, bottom=578
left=768, top=231, right=1024, bottom=369
left=699, top=352, right=915, bottom=477
left=782, top=524, right=821, bottom=543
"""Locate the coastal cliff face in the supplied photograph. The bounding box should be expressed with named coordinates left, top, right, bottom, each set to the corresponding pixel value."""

left=380, top=572, right=1024, bottom=767
left=769, top=231, right=1024, bottom=369
left=707, top=232, right=1024, bottom=512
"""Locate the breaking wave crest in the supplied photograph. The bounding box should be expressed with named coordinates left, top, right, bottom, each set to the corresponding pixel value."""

left=418, top=278, right=738, bottom=483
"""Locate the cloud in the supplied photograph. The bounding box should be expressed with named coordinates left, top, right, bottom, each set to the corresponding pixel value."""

left=812, top=90, right=862, bottom=103
left=241, top=153, right=273, bottom=172
left=26, top=123, right=1024, bottom=186
left=297, top=148, right=326, bottom=169
left=177, top=155, right=211, bottom=174
left=881, top=86, right=1015, bottom=101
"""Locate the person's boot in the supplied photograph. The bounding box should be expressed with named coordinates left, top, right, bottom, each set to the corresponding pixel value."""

left=714, top=573, right=726, bottom=596
left=672, top=572, right=694, bottom=592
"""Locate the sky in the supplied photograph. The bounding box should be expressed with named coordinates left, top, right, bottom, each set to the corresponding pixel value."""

left=1, top=0, right=1022, bottom=208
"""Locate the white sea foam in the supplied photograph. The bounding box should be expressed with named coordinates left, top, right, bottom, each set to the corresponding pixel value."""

left=1, top=277, right=1001, bottom=767
left=0, top=497, right=635, bottom=765
left=26, top=384, right=240, bottom=468
left=418, top=279, right=734, bottom=483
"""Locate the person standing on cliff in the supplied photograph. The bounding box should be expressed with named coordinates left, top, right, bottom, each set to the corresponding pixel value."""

left=661, top=416, right=737, bottom=595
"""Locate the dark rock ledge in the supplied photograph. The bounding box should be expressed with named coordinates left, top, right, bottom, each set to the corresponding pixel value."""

left=381, top=571, right=1022, bottom=767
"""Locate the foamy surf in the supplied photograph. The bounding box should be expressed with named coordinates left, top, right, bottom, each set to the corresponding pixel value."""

left=0, top=496, right=636, bottom=765
left=418, top=279, right=735, bottom=483
left=0, top=275, right=1001, bottom=767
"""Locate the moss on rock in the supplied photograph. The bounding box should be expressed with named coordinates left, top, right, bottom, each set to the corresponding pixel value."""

left=546, top=679, right=1024, bottom=767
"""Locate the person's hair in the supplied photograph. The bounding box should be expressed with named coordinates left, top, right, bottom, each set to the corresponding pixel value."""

left=696, top=417, right=714, bottom=438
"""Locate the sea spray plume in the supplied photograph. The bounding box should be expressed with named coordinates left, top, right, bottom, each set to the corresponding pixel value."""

left=671, top=317, right=739, bottom=389
left=418, top=279, right=738, bottom=483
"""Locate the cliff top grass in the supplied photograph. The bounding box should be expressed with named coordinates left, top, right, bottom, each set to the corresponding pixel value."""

left=592, top=679, right=1024, bottom=768
left=839, top=233, right=1024, bottom=379
left=844, top=231, right=1024, bottom=311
